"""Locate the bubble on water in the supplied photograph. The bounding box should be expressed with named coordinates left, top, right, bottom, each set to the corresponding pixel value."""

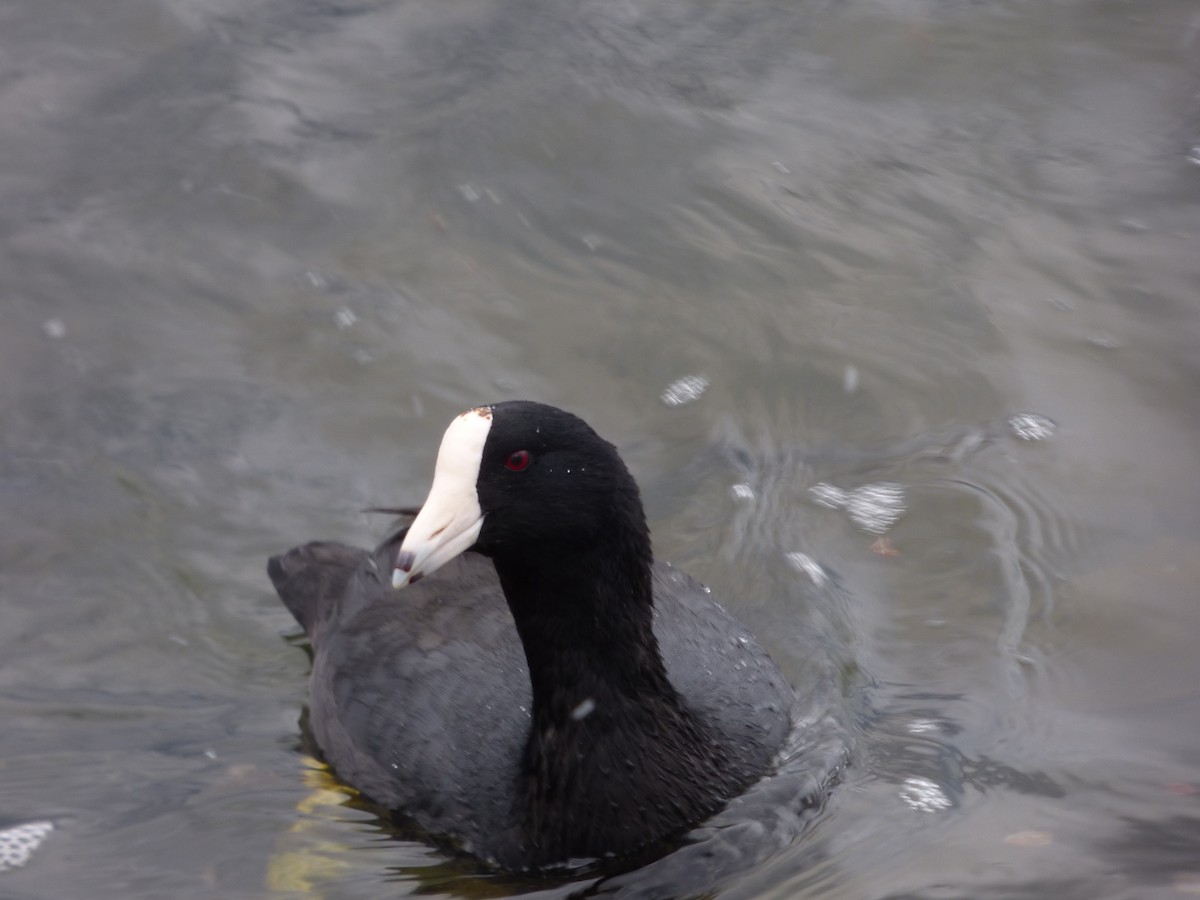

left=0, top=821, right=54, bottom=871
left=43, top=318, right=66, bottom=339
left=1187, top=146, right=1200, bottom=168
left=333, top=307, right=357, bottom=329
left=844, top=483, right=906, bottom=534
left=581, top=233, right=603, bottom=251
left=1008, top=413, right=1056, bottom=441
left=812, top=483, right=905, bottom=533
left=843, top=365, right=859, bottom=394
left=809, top=483, right=848, bottom=509
left=1087, top=333, right=1121, bottom=349
left=660, top=375, right=709, bottom=407
left=457, top=183, right=480, bottom=202
left=731, top=483, right=755, bottom=500
left=899, top=777, right=951, bottom=812
left=786, top=551, right=829, bottom=587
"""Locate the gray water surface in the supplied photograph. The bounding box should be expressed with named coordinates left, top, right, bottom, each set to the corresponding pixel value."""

left=3, top=0, right=1199, bottom=897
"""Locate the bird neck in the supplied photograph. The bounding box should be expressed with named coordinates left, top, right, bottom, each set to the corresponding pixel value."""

left=494, top=522, right=673, bottom=725
left=492, top=521, right=742, bottom=866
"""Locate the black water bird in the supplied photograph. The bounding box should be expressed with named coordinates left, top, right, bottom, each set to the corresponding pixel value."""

left=269, top=401, right=795, bottom=869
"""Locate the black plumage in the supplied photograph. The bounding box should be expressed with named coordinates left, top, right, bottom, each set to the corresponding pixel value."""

left=269, top=401, right=794, bottom=869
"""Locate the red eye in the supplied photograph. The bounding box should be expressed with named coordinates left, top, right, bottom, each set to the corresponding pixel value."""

left=505, top=450, right=531, bottom=472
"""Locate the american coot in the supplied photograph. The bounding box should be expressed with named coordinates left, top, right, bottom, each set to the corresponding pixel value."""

left=269, top=401, right=795, bottom=870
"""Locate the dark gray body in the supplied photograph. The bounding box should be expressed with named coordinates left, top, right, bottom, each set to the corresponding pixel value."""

left=269, top=538, right=794, bottom=866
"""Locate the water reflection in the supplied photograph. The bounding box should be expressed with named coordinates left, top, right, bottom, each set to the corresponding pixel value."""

left=1, top=0, right=1199, bottom=897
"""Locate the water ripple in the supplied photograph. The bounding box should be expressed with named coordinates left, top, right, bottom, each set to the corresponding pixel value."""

left=0, top=821, right=54, bottom=872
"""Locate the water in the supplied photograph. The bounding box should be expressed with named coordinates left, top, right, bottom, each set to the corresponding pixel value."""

left=2, top=0, right=1199, bottom=896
